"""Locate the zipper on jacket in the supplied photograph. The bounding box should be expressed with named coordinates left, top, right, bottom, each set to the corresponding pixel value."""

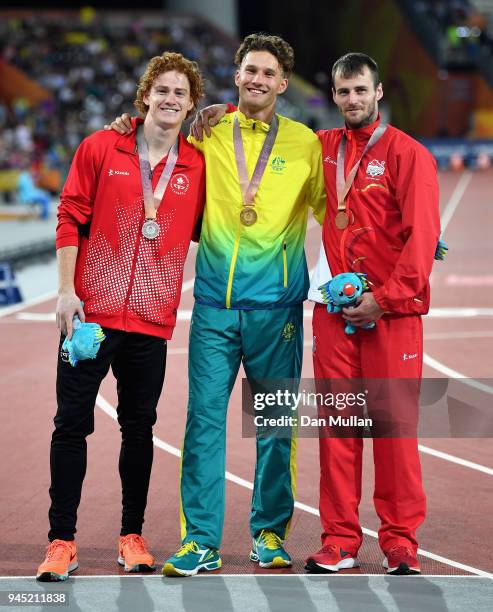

left=339, top=132, right=357, bottom=271
left=123, top=220, right=143, bottom=326
left=224, top=120, right=262, bottom=308
left=225, top=224, right=241, bottom=308
left=282, top=241, right=288, bottom=287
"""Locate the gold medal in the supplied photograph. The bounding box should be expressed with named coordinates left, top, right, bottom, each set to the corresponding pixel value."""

left=335, top=211, right=349, bottom=230
left=240, top=207, right=257, bottom=226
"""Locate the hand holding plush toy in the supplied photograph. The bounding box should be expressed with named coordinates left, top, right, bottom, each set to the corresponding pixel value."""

left=319, top=272, right=375, bottom=335
left=62, top=314, right=106, bottom=366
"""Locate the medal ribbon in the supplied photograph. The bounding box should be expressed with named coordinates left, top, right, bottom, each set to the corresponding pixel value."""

left=137, top=125, right=179, bottom=220
left=336, top=124, right=387, bottom=213
left=233, top=114, right=279, bottom=209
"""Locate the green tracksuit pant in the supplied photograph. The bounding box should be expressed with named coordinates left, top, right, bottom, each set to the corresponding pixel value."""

left=180, top=302, right=303, bottom=550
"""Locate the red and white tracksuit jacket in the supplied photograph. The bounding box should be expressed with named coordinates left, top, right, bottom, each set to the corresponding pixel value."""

left=313, top=117, right=440, bottom=555
left=56, top=122, right=205, bottom=340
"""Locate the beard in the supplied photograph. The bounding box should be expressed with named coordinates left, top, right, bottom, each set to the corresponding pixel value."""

left=343, top=98, right=378, bottom=129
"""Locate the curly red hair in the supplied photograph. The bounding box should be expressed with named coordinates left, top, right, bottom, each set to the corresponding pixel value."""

left=134, top=51, right=204, bottom=118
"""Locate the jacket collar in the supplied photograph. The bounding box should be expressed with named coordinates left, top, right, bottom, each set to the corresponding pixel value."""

left=343, top=114, right=381, bottom=141
left=114, top=117, right=196, bottom=167
left=235, top=109, right=273, bottom=133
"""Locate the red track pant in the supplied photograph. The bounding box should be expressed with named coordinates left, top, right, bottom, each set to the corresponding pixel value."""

left=312, top=303, right=426, bottom=556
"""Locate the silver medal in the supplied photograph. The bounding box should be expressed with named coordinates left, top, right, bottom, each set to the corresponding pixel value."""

left=142, top=219, right=160, bottom=240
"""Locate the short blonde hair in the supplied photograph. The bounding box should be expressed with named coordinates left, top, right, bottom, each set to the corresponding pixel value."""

left=134, top=51, right=204, bottom=118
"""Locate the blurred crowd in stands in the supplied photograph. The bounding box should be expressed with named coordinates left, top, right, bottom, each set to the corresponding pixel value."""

left=0, top=8, right=240, bottom=196
left=1, top=4, right=492, bottom=209
left=415, top=0, right=493, bottom=69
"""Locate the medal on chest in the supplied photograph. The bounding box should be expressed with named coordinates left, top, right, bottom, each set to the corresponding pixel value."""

left=137, top=125, right=179, bottom=240
left=142, top=218, right=160, bottom=240
left=334, top=211, right=349, bottom=230
left=233, top=114, right=279, bottom=228
left=240, top=207, right=258, bottom=226
left=335, top=124, right=388, bottom=231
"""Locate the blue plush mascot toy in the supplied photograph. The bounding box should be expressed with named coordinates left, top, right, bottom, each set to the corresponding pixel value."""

left=62, top=314, right=106, bottom=366
left=317, top=238, right=448, bottom=336
left=319, top=272, right=375, bottom=335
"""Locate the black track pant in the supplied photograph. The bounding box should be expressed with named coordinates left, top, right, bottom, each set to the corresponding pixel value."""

left=48, top=329, right=167, bottom=541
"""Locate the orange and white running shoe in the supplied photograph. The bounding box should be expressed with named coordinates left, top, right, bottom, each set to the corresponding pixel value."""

left=36, top=539, right=78, bottom=582
left=118, top=534, right=156, bottom=572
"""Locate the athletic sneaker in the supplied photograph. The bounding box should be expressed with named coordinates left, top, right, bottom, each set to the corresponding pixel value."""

left=118, top=534, right=156, bottom=572
left=249, top=529, right=292, bottom=568
left=36, top=539, right=78, bottom=582
left=162, top=541, right=222, bottom=577
left=305, top=544, right=359, bottom=573
left=383, top=545, right=421, bottom=575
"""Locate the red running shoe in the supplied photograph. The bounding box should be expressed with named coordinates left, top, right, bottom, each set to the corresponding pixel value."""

left=383, top=545, right=421, bottom=575
left=305, top=544, right=359, bottom=573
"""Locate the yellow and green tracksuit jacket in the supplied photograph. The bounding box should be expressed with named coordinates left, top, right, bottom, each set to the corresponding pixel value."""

left=190, top=110, right=327, bottom=309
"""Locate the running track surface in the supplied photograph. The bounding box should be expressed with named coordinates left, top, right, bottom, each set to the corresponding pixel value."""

left=0, top=169, right=492, bottom=579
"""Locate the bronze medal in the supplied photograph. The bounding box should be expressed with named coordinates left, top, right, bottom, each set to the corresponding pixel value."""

left=240, top=207, right=257, bottom=226
left=335, top=211, right=349, bottom=230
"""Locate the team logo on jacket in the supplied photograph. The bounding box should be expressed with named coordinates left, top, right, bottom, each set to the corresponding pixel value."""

left=282, top=322, right=296, bottom=341
left=271, top=156, right=286, bottom=173
left=170, top=174, right=190, bottom=195
left=366, top=160, right=385, bottom=177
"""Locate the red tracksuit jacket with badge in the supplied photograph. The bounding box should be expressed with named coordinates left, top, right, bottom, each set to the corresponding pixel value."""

left=56, top=122, right=205, bottom=339
left=317, top=117, right=440, bottom=315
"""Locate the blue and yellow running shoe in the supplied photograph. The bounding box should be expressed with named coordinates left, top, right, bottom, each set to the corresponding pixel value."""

left=162, top=541, right=221, bottom=577
left=249, top=529, right=292, bottom=568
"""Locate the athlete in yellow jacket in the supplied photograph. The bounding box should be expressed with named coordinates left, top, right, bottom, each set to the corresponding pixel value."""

left=108, top=33, right=327, bottom=576
left=191, top=108, right=325, bottom=309
left=168, top=35, right=326, bottom=576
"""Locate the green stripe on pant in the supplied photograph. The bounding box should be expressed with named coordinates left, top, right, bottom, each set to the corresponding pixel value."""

left=180, top=302, right=303, bottom=550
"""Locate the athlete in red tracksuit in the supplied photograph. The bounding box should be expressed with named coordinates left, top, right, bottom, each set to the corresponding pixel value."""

left=306, top=54, right=440, bottom=575
left=37, top=52, right=205, bottom=582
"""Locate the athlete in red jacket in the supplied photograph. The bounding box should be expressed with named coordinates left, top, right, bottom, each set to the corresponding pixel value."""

left=37, top=52, right=205, bottom=582
left=306, top=53, right=440, bottom=575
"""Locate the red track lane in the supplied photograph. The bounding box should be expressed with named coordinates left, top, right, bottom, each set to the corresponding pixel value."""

left=1, top=170, right=492, bottom=577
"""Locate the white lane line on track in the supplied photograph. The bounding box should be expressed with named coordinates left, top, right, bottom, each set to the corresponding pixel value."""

left=7, top=312, right=493, bottom=474
left=425, top=308, right=493, bottom=318
left=1, top=574, right=489, bottom=579
left=13, top=306, right=493, bottom=323
left=95, top=392, right=493, bottom=578
left=423, top=353, right=493, bottom=395
left=15, top=312, right=55, bottom=321
left=5, top=197, right=493, bottom=519
left=302, top=342, right=493, bottom=474
left=303, top=308, right=493, bottom=318
left=416, top=352, right=493, bottom=475
left=445, top=274, right=493, bottom=286
left=424, top=331, right=493, bottom=340
left=3, top=218, right=319, bottom=319
left=418, top=445, right=493, bottom=476
left=0, top=290, right=57, bottom=318
left=440, top=171, right=473, bottom=232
